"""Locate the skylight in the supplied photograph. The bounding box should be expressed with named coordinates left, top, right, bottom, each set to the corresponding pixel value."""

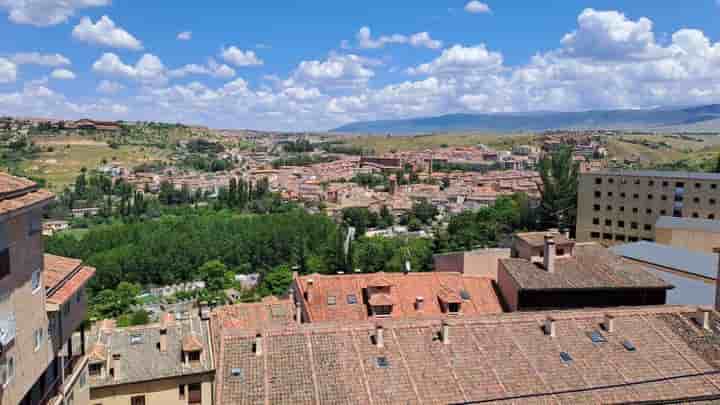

left=376, top=356, right=389, bottom=368
left=623, top=340, right=636, bottom=352
left=590, top=331, right=607, bottom=344
left=560, top=352, right=573, bottom=363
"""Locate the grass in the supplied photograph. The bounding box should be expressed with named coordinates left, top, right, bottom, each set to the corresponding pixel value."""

left=63, top=228, right=89, bottom=240
left=341, top=133, right=534, bottom=155
left=21, top=136, right=171, bottom=191
left=606, top=135, right=720, bottom=167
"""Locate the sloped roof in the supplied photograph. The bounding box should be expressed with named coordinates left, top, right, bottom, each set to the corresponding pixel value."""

left=215, top=305, right=720, bottom=404
left=44, top=253, right=96, bottom=305
left=611, top=241, right=718, bottom=280
left=0, top=173, right=53, bottom=216
left=500, top=244, right=672, bottom=291
left=182, top=334, right=204, bottom=352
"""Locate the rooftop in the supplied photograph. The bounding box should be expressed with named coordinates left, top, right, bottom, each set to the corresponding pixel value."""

left=515, top=231, right=574, bottom=248
left=87, top=313, right=214, bottom=388
left=0, top=172, right=54, bottom=217
left=500, top=243, right=672, bottom=291
left=295, top=272, right=503, bottom=323
left=656, top=216, right=720, bottom=234
left=214, top=305, right=720, bottom=404
left=586, top=169, right=720, bottom=181
left=44, top=253, right=96, bottom=305
left=611, top=241, right=718, bottom=281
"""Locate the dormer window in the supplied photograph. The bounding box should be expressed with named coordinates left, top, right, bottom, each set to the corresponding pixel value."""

left=372, top=305, right=392, bottom=317
left=448, top=303, right=460, bottom=314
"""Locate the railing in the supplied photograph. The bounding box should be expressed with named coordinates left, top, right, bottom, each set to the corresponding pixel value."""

left=39, top=355, right=88, bottom=405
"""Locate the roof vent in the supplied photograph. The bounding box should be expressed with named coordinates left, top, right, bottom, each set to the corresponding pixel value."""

left=460, top=290, right=471, bottom=300
left=693, top=309, right=711, bottom=331
left=623, top=340, right=636, bottom=352
left=560, top=352, right=573, bottom=363
left=544, top=317, right=556, bottom=338
left=376, top=356, right=389, bottom=368
left=129, top=334, right=143, bottom=345
left=602, top=315, right=615, bottom=333
left=230, top=368, right=243, bottom=378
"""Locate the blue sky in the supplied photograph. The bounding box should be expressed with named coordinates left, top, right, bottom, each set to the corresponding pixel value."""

left=0, top=1, right=719, bottom=130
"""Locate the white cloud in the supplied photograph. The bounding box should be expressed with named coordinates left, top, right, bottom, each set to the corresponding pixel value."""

left=353, top=26, right=442, bottom=50
left=408, top=44, right=503, bottom=75
left=464, top=1, right=491, bottom=14
left=11, top=52, right=70, bottom=66
left=92, top=52, right=167, bottom=85
left=97, top=80, right=124, bottom=94
left=0, top=0, right=109, bottom=26
left=220, top=46, right=263, bottom=67
left=292, top=54, right=375, bottom=88
left=72, top=16, right=143, bottom=51
left=50, top=68, right=76, bottom=80
left=177, top=31, right=192, bottom=41
left=0, top=58, right=17, bottom=83
left=169, top=59, right=236, bottom=79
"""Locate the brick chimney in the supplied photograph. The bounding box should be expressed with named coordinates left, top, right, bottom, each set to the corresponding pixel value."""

left=305, top=278, right=314, bottom=303
left=375, top=325, right=384, bottom=349
left=603, top=314, right=615, bottom=333
left=159, top=327, right=168, bottom=352
left=295, top=302, right=302, bottom=325
left=694, top=309, right=711, bottom=330
left=543, top=234, right=556, bottom=273
left=544, top=317, right=556, bottom=337
left=441, top=321, right=450, bottom=345
left=415, top=296, right=424, bottom=311
left=255, top=333, right=263, bottom=356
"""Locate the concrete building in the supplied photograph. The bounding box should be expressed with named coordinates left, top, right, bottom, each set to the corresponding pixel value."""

left=212, top=305, right=720, bottom=404
left=433, top=248, right=510, bottom=279
left=654, top=216, right=720, bottom=254
left=87, top=312, right=214, bottom=405
left=497, top=233, right=672, bottom=311
left=0, top=173, right=94, bottom=405
left=576, top=170, right=720, bottom=245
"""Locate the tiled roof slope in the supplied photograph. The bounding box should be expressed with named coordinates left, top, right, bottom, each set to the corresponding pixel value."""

left=501, top=244, right=673, bottom=290
left=0, top=172, right=53, bottom=216
left=216, top=306, right=720, bottom=404
left=295, top=272, right=503, bottom=322
left=44, top=253, right=96, bottom=305
left=88, top=314, right=214, bottom=388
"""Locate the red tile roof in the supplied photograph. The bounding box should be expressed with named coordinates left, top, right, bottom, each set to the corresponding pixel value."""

left=214, top=305, right=720, bottom=405
left=44, top=253, right=95, bottom=305
left=295, top=272, right=503, bottom=323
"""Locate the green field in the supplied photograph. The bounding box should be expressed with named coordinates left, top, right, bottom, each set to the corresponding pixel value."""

left=342, top=133, right=535, bottom=154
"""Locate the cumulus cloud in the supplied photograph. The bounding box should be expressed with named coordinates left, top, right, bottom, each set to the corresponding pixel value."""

left=291, top=54, right=376, bottom=88
left=97, top=80, right=124, bottom=94
left=0, top=57, right=17, bottom=83
left=353, top=26, right=442, bottom=50
left=50, top=68, right=76, bottom=80
left=220, top=46, right=263, bottom=66
left=72, top=16, right=143, bottom=50
left=177, top=31, right=192, bottom=41
left=11, top=52, right=70, bottom=66
left=0, top=0, right=109, bottom=26
left=92, top=53, right=167, bottom=85
left=464, top=1, right=491, bottom=14
left=169, top=59, right=236, bottom=79
left=408, top=44, right=503, bottom=75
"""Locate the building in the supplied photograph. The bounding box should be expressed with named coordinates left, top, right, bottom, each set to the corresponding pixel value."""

left=0, top=173, right=94, bottom=405
left=87, top=311, right=215, bottom=405
left=497, top=233, right=673, bottom=311
left=433, top=248, right=510, bottom=279
left=654, top=216, right=720, bottom=254
left=292, top=272, right=503, bottom=323
left=612, top=241, right=719, bottom=306
left=577, top=170, right=720, bottom=245
left=212, top=305, right=720, bottom=404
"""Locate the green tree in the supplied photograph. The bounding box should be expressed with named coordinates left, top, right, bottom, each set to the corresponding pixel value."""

left=714, top=154, right=720, bottom=173
left=538, top=146, right=579, bottom=234
left=198, top=260, right=229, bottom=293
left=258, top=265, right=293, bottom=297
left=410, top=199, right=438, bottom=225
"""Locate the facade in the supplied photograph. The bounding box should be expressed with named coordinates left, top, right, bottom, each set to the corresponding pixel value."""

left=87, top=312, right=215, bottom=405
left=213, top=305, right=720, bottom=404
left=654, top=216, right=720, bottom=254
left=433, top=248, right=510, bottom=279
left=497, top=233, right=672, bottom=311
left=576, top=170, right=720, bottom=245
left=292, top=272, right=503, bottom=323
left=0, top=173, right=93, bottom=405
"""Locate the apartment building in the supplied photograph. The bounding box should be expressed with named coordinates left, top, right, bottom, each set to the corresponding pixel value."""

left=577, top=170, right=720, bottom=244
left=0, top=173, right=94, bottom=405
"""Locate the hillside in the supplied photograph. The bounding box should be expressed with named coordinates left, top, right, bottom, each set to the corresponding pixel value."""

left=332, top=105, right=720, bottom=134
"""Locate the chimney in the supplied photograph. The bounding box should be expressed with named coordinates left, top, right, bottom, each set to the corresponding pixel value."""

left=111, top=353, right=122, bottom=381
left=375, top=325, right=384, bottom=349
left=295, top=303, right=302, bottom=325
left=159, top=327, right=168, bottom=352
left=415, top=296, right=424, bottom=311
left=603, top=315, right=615, bottom=333
left=441, top=321, right=450, bottom=345
left=255, top=333, right=263, bottom=356
left=305, top=278, right=314, bottom=302
left=544, top=317, right=556, bottom=337
left=543, top=234, right=556, bottom=273
left=694, top=309, right=711, bottom=331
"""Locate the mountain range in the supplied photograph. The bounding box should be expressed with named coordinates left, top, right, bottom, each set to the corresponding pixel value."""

left=331, top=104, right=720, bottom=134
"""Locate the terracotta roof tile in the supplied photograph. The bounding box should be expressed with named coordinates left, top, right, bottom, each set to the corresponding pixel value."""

left=182, top=334, right=204, bottom=352
left=44, top=253, right=95, bottom=305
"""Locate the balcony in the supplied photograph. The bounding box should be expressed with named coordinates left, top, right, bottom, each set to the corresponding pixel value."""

left=0, top=313, right=16, bottom=351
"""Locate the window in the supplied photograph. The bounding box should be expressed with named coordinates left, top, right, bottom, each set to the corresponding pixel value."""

left=448, top=303, right=460, bottom=314
left=644, top=224, right=652, bottom=231
left=615, top=234, right=626, bottom=242
left=607, top=192, right=613, bottom=197
left=646, top=209, right=652, bottom=215
left=89, top=363, right=102, bottom=377
left=710, top=214, right=716, bottom=220
left=593, top=204, right=601, bottom=212
left=633, top=207, right=639, bottom=214
left=602, top=233, right=612, bottom=240
left=661, top=195, right=668, bottom=201
left=712, top=184, right=718, bottom=190
left=188, top=383, right=202, bottom=405
left=590, top=232, right=600, bottom=239
left=695, top=183, right=702, bottom=189
left=693, top=212, right=700, bottom=218
left=373, top=305, right=392, bottom=317
left=648, top=180, right=655, bottom=186
left=608, top=178, right=615, bottom=184
left=0, top=249, right=9, bottom=280
left=188, top=351, right=201, bottom=362
left=31, top=269, right=41, bottom=293
left=606, top=205, right=612, bottom=211
left=647, top=194, right=653, bottom=200
left=662, top=181, right=669, bottom=187
left=675, top=195, right=684, bottom=202
left=673, top=209, right=682, bottom=217
left=594, top=191, right=601, bottom=198
left=711, top=199, right=717, bottom=205
left=620, top=192, right=627, bottom=198
left=617, top=221, right=625, bottom=228
left=34, top=328, right=44, bottom=351
left=595, top=178, right=602, bottom=185
left=0, top=356, right=14, bottom=387
left=633, top=193, right=639, bottom=199
left=346, top=294, right=357, bottom=304
left=629, top=236, right=639, bottom=242
left=592, top=218, right=600, bottom=225
left=660, top=210, right=667, bottom=216
left=179, top=384, right=186, bottom=400
left=631, top=222, right=638, bottom=230
left=676, top=182, right=685, bottom=188
left=131, top=396, right=146, bottom=405
left=619, top=206, right=625, bottom=212
left=327, top=295, right=336, bottom=306
left=605, top=219, right=612, bottom=226
left=693, top=197, right=700, bottom=204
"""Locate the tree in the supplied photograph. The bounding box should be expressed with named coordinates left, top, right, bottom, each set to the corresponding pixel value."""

left=378, top=205, right=394, bottom=229
left=538, top=146, right=579, bottom=234
left=198, top=260, right=229, bottom=293
left=411, top=199, right=438, bottom=225
left=258, top=265, right=293, bottom=297
left=714, top=154, right=720, bottom=173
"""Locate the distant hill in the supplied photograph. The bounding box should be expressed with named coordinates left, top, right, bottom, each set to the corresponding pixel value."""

left=331, top=104, right=720, bottom=134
